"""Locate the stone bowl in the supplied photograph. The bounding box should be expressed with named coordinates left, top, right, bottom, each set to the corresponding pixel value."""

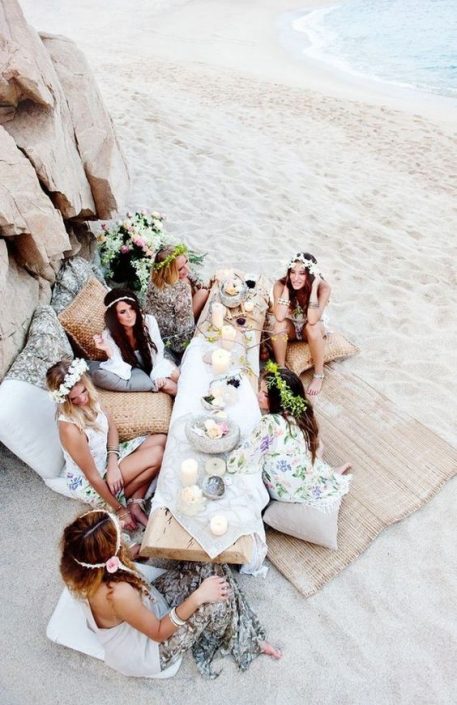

left=185, top=414, right=240, bottom=454
left=201, top=475, right=225, bottom=500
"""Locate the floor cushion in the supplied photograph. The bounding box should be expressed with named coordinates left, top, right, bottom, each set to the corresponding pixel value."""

left=58, top=277, right=108, bottom=360
left=263, top=499, right=342, bottom=550
left=5, top=305, right=73, bottom=389
left=51, top=256, right=105, bottom=314
left=98, top=388, right=172, bottom=440
left=285, top=331, right=359, bottom=377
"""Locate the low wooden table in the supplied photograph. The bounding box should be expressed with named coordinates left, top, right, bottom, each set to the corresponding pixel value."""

left=140, top=274, right=270, bottom=563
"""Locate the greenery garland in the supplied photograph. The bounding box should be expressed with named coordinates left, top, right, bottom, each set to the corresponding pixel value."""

left=153, top=243, right=188, bottom=271
left=264, top=360, right=308, bottom=417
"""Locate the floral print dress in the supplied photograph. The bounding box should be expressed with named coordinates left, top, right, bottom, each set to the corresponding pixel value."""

left=227, top=414, right=350, bottom=511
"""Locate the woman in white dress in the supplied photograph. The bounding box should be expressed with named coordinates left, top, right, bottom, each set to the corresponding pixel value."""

left=227, top=363, right=351, bottom=508
left=92, top=288, right=179, bottom=396
left=47, top=358, right=166, bottom=529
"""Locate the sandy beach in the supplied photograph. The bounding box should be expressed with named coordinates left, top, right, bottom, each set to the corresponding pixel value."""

left=2, top=1, right=457, bottom=703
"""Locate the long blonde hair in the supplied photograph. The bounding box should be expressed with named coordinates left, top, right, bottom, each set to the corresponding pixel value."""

left=151, top=246, right=180, bottom=288
left=46, top=359, right=101, bottom=431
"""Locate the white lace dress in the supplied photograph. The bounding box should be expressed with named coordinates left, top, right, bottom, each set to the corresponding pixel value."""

left=59, top=408, right=144, bottom=506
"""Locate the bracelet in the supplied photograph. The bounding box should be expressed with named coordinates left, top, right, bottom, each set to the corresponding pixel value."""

left=107, top=449, right=120, bottom=457
left=169, top=607, right=186, bottom=627
left=308, top=301, right=319, bottom=309
left=278, top=298, right=290, bottom=306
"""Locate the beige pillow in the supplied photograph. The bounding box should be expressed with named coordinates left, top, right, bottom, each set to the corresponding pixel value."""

left=98, top=389, right=172, bottom=441
left=285, top=331, right=358, bottom=377
left=263, top=499, right=341, bottom=550
left=58, top=277, right=108, bottom=361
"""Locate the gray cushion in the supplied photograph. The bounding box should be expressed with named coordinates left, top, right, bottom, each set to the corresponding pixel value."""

left=263, top=499, right=341, bottom=550
left=51, top=256, right=105, bottom=314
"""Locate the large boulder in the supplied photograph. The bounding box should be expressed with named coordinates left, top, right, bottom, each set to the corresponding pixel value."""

left=41, top=33, right=129, bottom=219
left=0, top=125, right=69, bottom=280
left=0, top=0, right=53, bottom=108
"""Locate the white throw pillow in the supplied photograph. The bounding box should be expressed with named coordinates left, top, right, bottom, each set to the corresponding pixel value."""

left=0, top=379, right=64, bottom=479
left=263, top=499, right=341, bottom=550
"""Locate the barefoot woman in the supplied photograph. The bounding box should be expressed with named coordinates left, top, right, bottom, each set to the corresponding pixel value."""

left=271, top=252, right=330, bottom=395
left=47, top=359, right=166, bottom=529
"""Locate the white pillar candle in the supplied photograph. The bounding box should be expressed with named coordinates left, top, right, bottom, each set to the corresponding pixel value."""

left=180, top=458, right=199, bottom=486
left=244, top=300, right=254, bottom=313
left=210, top=514, right=228, bottom=536
left=211, top=303, right=225, bottom=329
left=205, top=457, right=226, bottom=476
left=212, top=348, right=231, bottom=375
left=220, top=324, right=237, bottom=350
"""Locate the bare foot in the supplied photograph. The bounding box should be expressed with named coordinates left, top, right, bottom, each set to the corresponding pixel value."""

left=306, top=374, right=324, bottom=396
left=260, top=641, right=282, bottom=660
left=335, top=462, right=352, bottom=475
left=128, top=502, right=149, bottom=527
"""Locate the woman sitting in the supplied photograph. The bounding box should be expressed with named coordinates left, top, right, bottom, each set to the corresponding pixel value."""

left=47, top=358, right=166, bottom=530
left=145, top=244, right=209, bottom=362
left=60, top=509, right=281, bottom=679
left=91, top=288, right=179, bottom=396
left=270, top=252, right=331, bottom=396
left=227, top=363, right=351, bottom=508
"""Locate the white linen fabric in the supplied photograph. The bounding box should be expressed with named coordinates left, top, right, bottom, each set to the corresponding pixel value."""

left=149, top=334, right=269, bottom=567
left=98, top=314, right=174, bottom=382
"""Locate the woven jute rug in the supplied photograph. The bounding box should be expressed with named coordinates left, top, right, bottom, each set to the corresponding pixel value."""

left=267, top=366, right=457, bottom=597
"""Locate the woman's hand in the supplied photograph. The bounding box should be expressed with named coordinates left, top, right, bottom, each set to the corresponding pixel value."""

left=194, top=576, right=231, bottom=605
left=154, top=377, right=166, bottom=390
left=117, top=507, right=137, bottom=531
left=106, top=463, right=124, bottom=495
left=93, top=334, right=113, bottom=358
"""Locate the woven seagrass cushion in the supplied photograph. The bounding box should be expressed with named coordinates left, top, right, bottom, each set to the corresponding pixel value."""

left=285, top=331, right=358, bottom=377
left=263, top=500, right=341, bottom=550
left=98, top=389, right=172, bottom=441
left=58, top=277, right=108, bottom=361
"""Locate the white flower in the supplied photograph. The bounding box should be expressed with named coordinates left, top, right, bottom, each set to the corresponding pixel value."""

left=181, top=485, right=203, bottom=504
left=48, top=358, right=88, bottom=404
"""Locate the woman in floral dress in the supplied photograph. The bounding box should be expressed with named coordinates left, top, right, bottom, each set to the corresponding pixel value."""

left=47, top=358, right=166, bottom=529
left=60, top=509, right=281, bottom=679
left=227, top=364, right=351, bottom=509
left=145, top=244, right=209, bottom=362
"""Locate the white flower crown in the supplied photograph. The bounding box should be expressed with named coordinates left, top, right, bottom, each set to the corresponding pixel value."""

left=49, top=358, right=89, bottom=404
left=288, top=253, right=321, bottom=277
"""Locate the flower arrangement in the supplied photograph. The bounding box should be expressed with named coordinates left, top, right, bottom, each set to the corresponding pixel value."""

left=97, top=211, right=205, bottom=295
left=200, top=418, right=229, bottom=439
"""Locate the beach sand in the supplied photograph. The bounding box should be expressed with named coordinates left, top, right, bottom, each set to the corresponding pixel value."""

left=2, top=1, right=457, bottom=703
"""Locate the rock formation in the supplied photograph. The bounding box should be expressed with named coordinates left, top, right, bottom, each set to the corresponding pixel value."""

left=0, top=0, right=129, bottom=378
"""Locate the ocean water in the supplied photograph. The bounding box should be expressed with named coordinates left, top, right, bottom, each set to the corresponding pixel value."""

left=292, top=0, right=457, bottom=97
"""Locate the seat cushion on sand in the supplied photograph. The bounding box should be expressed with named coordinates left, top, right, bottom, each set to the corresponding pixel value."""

left=51, top=256, right=105, bottom=315
left=263, top=499, right=341, bottom=550
left=285, top=331, right=359, bottom=377
left=5, top=305, right=73, bottom=389
left=58, top=277, right=109, bottom=360
left=47, top=564, right=182, bottom=678
left=0, top=379, right=64, bottom=479
left=98, top=388, right=172, bottom=440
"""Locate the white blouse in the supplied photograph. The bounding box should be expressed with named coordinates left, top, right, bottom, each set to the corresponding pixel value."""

left=99, top=314, right=175, bottom=382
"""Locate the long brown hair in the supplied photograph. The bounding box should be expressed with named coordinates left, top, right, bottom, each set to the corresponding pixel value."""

left=279, top=252, right=318, bottom=312
left=60, top=510, right=149, bottom=599
left=262, top=366, right=320, bottom=462
left=46, top=359, right=100, bottom=431
left=104, top=288, right=156, bottom=375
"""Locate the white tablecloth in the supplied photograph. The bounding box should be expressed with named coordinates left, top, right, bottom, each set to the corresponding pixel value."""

left=149, top=333, right=269, bottom=568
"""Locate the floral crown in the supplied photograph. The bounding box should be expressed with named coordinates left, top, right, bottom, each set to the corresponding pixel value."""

left=49, top=358, right=88, bottom=404
left=288, top=253, right=320, bottom=277
left=153, top=243, right=188, bottom=271
left=264, top=360, right=308, bottom=417
left=72, top=510, right=138, bottom=576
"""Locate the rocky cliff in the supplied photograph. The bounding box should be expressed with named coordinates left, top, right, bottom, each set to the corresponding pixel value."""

left=0, top=0, right=129, bottom=377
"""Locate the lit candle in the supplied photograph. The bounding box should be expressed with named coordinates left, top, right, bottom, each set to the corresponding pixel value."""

left=212, top=348, right=231, bottom=375
left=210, top=514, right=228, bottom=536
left=244, top=300, right=254, bottom=313
left=220, top=324, right=237, bottom=350
left=211, top=302, right=225, bottom=329
left=205, top=457, right=226, bottom=476
left=180, top=458, right=199, bottom=486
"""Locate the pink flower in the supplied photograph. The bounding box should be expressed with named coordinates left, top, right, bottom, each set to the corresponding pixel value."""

left=120, top=245, right=130, bottom=254
left=106, top=556, right=120, bottom=573
left=133, top=237, right=145, bottom=248
left=126, top=211, right=133, bottom=217
left=220, top=422, right=229, bottom=435
left=101, top=223, right=108, bottom=230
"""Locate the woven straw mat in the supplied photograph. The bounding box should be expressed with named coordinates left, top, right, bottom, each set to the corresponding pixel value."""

left=267, top=367, right=457, bottom=598
left=58, top=277, right=108, bottom=361
left=285, top=331, right=359, bottom=377
left=98, top=389, right=172, bottom=441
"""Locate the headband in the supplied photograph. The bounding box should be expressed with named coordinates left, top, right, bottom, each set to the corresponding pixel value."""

left=48, top=358, right=88, bottom=404
left=106, top=296, right=136, bottom=310
left=72, top=510, right=138, bottom=575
